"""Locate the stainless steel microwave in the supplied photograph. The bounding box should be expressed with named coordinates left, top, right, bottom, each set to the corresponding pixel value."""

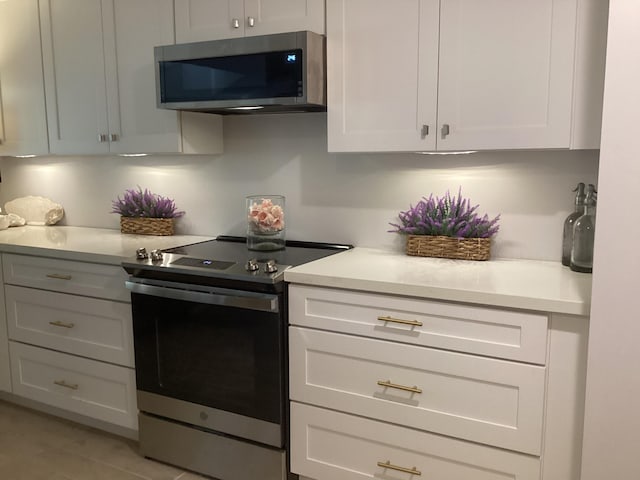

left=154, top=31, right=325, bottom=115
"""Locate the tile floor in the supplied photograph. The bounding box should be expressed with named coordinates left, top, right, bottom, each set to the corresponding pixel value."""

left=0, top=400, right=209, bottom=479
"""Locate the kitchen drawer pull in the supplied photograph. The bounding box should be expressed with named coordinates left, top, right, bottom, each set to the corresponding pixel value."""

left=377, top=380, right=422, bottom=394
left=46, top=273, right=72, bottom=280
left=377, top=461, right=422, bottom=476
left=377, top=315, right=423, bottom=327
left=53, top=380, right=79, bottom=390
left=49, top=320, right=75, bottom=329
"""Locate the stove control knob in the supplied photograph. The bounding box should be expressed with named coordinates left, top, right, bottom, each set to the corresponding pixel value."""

left=264, top=260, right=278, bottom=274
left=246, top=258, right=260, bottom=272
left=150, top=249, right=163, bottom=262
left=136, top=247, right=148, bottom=260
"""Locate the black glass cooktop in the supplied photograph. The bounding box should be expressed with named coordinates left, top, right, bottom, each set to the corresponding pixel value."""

left=165, top=235, right=352, bottom=268
left=123, top=235, right=352, bottom=290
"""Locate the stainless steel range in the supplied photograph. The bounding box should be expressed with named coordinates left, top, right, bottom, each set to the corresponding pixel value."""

left=122, top=236, right=350, bottom=480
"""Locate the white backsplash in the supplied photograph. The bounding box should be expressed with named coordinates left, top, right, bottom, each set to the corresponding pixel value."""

left=0, top=113, right=598, bottom=260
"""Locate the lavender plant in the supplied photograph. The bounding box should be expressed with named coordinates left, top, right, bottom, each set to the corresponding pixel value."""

left=111, top=187, right=185, bottom=218
left=389, top=188, right=500, bottom=238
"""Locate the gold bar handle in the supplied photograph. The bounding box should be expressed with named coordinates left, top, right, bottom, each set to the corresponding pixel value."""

left=377, top=461, right=422, bottom=476
left=53, top=380, right=79, bottom=390
left=46, top=273, right=72, bottom=280
left=377, top=315, right=423, bottom=327
left=49, top=320, right=75, bottom=329
left=377, top=380, right=422, bottom=394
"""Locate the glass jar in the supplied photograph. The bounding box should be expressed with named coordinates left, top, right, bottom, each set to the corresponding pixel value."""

left=246, top=195, right=286, bottom=251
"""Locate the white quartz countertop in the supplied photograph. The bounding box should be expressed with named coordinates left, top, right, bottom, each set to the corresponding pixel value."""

left=284, top=247, right=593, bottom=316
left=0, top=226, right=214, bottom=265
left=0, top=227, right=592, bottom=315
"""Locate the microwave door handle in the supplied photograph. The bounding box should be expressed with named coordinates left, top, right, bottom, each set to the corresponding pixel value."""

left=125, top=280, right=279, bottom=313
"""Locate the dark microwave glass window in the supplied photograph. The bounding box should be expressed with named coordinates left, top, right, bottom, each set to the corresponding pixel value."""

left=160, top=49, right=303, bottom=102
left=132, top=293, right=283, bottom=424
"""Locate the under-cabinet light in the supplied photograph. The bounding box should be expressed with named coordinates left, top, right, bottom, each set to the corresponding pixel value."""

left=226, top=106, right=264, bottom=111
left=415, top=151, right=477, bottom=155
left=119, top=153, right=148, bottom=157
left=14, top=155, right=38, bottom=158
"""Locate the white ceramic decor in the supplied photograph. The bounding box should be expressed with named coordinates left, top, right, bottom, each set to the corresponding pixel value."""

left=7, top=213, right=26, bottom=227
left=5, top=196, right=64, bottom=225
left=0, top=216, right=10, bottom=230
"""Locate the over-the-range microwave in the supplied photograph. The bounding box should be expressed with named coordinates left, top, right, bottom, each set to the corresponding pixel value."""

left=154, top=30, right=326, bottom=115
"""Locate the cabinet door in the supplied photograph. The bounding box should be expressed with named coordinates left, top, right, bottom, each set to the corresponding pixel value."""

left=436, top=0, right=577, bottom=150
left=0, top=0, right=49, bottom=156
left=176, top=0, right=325, bottom=42
left=0, top=258, right=10, bottom=392
left=103, top=0, right=181, bottom=153
left=244, top=0, right=325, bottom=36
left=40, top=0, right=110, bottom=154
left=9, top=342, right=137, bottom=429
left=327, top=0, right=439, bottom=152
left=175, top=0, right=245, bottom=42
left=290, top=327, right=546, bottom=455
left=291, top=403, right=541, bottom=480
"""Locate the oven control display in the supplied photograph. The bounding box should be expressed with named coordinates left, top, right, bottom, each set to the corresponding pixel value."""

left=171, top=257, right=235, bottom=270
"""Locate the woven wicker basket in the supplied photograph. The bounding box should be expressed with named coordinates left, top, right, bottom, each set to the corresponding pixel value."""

left=120, top=217, right=174, bottom=236
left=406, top=235, right=491, bottom=261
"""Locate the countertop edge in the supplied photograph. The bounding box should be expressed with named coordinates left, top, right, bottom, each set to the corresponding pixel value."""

left=0, top=243, right=127, bottom=265
left=0, top=226, right=215, bottom=266
left=284, top=247, right=592, bottom=316
left=284, top=271, right=589, bottom=316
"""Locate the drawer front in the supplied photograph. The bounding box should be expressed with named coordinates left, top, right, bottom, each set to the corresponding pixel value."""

left=289, top=285, right=548, bottom=364
left=2, top=253, right=129, bottom=302
left=5, top=285, right=134, bottom=367
left=9, top=341, right=137, bottom=430
left=290, top=403, right=541, bottom=480
left=290, top=327, right=546, bottom=455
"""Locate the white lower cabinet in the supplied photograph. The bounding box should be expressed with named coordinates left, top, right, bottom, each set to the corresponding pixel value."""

left=4, top=285, right=134, bottom=367
left=9, top=342, right=136, bottom=429
left=291, top=403, right=541, bottom=480
left=0, top=253, right=137, bottom=431
left=2, top=253, right=130, bottom=302
left=0, top=257, right=10, bottom=393
left=289, top=285, right=588, bottom=480
left=289, top=327, right=545, bottom=455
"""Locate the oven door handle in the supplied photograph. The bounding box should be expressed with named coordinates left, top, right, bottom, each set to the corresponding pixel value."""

left=125, top=280, right=279, bottom=313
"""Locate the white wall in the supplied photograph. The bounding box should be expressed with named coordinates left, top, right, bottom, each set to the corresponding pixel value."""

left=0, top=113, right=598, bottom=260
left=581, top=1, right=640, bottom=478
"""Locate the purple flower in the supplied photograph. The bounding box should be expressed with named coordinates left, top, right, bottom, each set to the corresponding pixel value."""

left=111, top=186, right=185, bottom=218
left=389, top=187, right=500, bottom=239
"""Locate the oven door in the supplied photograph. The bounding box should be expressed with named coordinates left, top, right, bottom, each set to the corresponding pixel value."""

left=126, top=277, right=284, bottom=447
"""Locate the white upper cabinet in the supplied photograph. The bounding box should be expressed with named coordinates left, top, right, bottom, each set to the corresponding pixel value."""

left=0, top=0, right=49, bottom=156
left=328, top=0, right=607, bottom=152
left=39, top=0, right=223, bottom=155
left=175, top=0, right=325, bottom=43
left=327, top=0, right=439, bottom=152
left=437, top=0, right=576, bottom=151
left=40, top=0, right=110, bottom=154
left=103, top=0, right=183, bottom=154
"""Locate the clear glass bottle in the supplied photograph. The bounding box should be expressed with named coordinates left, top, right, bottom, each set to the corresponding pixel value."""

left=570, top=184, right=597, bottom=273
left=561, top=183, right=586, bottom=266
